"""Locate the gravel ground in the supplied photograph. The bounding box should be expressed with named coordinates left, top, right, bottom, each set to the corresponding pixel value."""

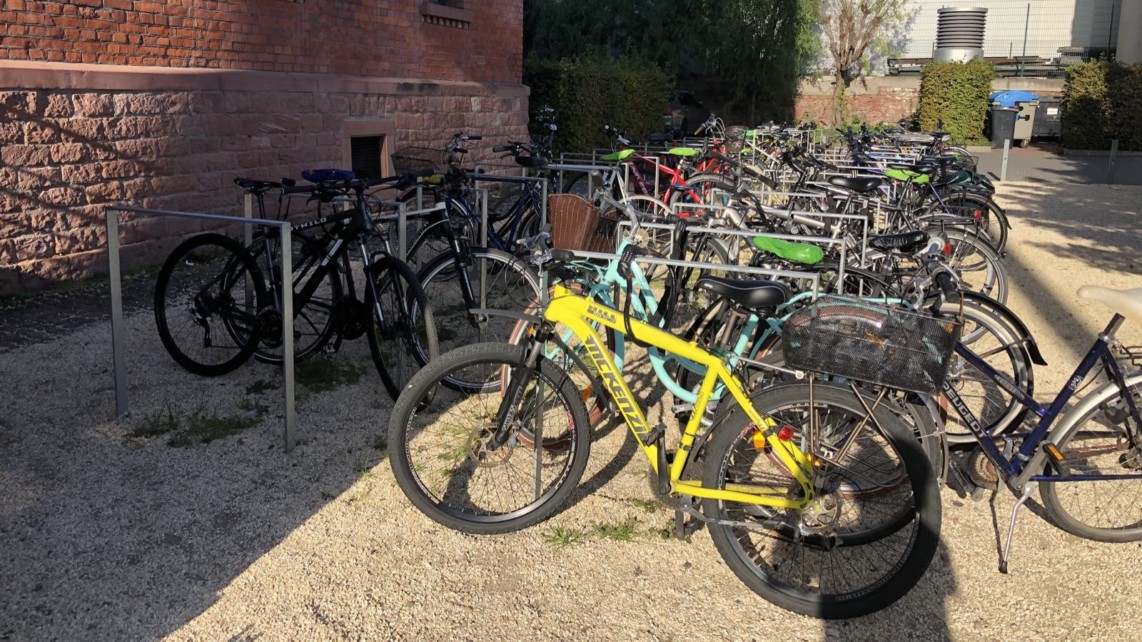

left=1, top=181, right=1140, bottom=642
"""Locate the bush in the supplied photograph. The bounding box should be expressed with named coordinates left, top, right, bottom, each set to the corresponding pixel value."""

left=918, top=60, right=995, bottom=145
left=1062, top=60, right=1142, bottom=150
left=524, top=57, right=671, bottom=153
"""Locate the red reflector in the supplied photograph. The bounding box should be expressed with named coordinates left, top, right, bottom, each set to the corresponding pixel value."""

left=777, top=425, right=795, bottom=441
left=944, top=243, right=953, bottom=256
left=973, top=209, right=983, bottom=219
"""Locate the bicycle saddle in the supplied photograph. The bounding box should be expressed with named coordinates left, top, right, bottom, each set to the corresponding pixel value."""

left=827, top=176, right=882, bottom=193
left=869, top=231, right=930, bottom=253
left=1078, top=286, right=1142, bottom=325
left=884, top=168, right=931, bottom=185
left=233, top=178, right=281, bottom=193
left=667, top=147, right=699, bottom=157
left=695, top=277, right=790, bottom=310
left=599, top=149, right=635, bottom=162
left=751, top=236, right=824, bottom=266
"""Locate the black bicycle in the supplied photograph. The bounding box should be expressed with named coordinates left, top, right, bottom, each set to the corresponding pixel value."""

left=154, top=169, right=439, bottom=401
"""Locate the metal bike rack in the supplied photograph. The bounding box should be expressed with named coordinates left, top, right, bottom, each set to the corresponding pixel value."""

left=105, top=205, right=300, bottom=452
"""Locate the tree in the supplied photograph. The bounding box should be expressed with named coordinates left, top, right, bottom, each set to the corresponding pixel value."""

left=524, top=0, right=820, bottom=123
left=818, top=0, right=908, bottom=124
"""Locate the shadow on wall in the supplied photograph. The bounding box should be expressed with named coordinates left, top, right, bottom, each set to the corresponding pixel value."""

left=0, top=92, right=218, bottom=294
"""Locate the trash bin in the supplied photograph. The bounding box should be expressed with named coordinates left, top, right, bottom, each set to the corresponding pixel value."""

left=1013, top=101, right=1037, bottom=147
left=1033, top=97, right=1062, bottom=139
left=989, top=105, right=1019, bottom=148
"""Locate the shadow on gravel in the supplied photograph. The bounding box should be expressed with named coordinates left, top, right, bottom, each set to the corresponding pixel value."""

left=0, top=299, right=391, bottom=641
left=820, top=542, right=955, bottom=642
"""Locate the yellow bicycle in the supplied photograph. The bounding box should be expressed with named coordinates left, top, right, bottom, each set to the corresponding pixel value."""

left=387, top=250, right=941, bottom=619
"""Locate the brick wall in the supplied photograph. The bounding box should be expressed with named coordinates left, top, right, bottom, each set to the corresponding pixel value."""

left=0, top=0, right=522, bottom=83
left=0, top=1, right=528, bottom=294
left=795, top=76, right=1066, bottom=125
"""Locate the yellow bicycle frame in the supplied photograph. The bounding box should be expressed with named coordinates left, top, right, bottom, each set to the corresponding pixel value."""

left=544, top=284, right=815, bottom=509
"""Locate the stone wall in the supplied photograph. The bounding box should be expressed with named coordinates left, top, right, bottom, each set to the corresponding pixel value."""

left=0, top=64, right=528, bottom=294
left=794, top=76, right=1066, bottom=125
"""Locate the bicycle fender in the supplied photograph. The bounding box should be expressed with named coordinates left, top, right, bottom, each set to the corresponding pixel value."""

left=962, top=292, right=1047, bottom=366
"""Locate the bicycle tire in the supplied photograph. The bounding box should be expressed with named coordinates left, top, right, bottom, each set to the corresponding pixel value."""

left=921, top=193, right=1007, bottom=254
left=245, top=231, right=342, bottom=365
left=388, top=342, right=592, bottom=534
left=1039, top=372, right=1142, bottom=542
left=411, top=247, right=542, bottom=391
left=505, top=280, right=614, bottom=426
left=929, top=227, right=1008, bottom=304
left=154, top=233, right=267, bottom=376
left=366, top=254, right=440, bottom=402
left=702, top=382, right=941, bottom=619
left=942, top=295, right=1035, bottom=444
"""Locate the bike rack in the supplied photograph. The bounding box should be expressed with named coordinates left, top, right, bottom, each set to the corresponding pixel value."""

left=105, top=205, right=301, bottom=452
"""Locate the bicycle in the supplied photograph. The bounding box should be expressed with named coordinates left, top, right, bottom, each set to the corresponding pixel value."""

left=389, top=135, right=543, bottom=387
left=154, top=170, right=440, bottom=401
left=387, top=245, right=942, bottom=619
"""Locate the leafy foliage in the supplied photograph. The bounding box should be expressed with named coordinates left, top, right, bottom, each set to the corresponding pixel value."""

left=523, top=0, right=819, bottom=125
left=1062, top=60, right=1142, bottom=151
left=524, top=58, right=671, bottom=153
left=818, top=0, right=910, bottom=123
left=918, top=60, right=995, bottom=145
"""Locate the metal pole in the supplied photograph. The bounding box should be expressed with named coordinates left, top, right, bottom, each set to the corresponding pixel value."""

left=1108, top=138, right=1119, bottom=184
left=1001, top=138, right=1011, bottom=181
left=1019, top=3, right=1030, bottom=77
left=280, top=223, right=296, bottom=452
left=106, top=207, right=129, bottom=419
left=397, top=201, right=407, bottom=263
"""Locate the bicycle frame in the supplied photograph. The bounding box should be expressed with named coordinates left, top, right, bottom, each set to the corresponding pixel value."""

left=539, top=283, right=815, bottom=507
left=943, top=313, right=1142, bottom=489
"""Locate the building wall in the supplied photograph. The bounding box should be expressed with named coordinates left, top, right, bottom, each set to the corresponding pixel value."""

left=1119, top=0, right=1142, bottom=63
left=0, top=1, right=528, bottom=294
left=0, top=0, right=522, bottom=81
left=897, top=0, right=1119, bottom=61
left=795, top=76, right=1065, bottom=125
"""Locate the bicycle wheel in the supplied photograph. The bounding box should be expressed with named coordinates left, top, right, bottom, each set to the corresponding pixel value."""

left=246, top=231, right=342, bottom=365
left=366, top=255, right=440, bottom=401
left=922, top=193, right=1007, bottom=254
left=412, top=247, right=542, bottom=390
left=1040, top=373, right=1142, bottom=542
left=388, top=342, right=592, bottom=534
left=506, top=281, right=614, bottom=426
left=154, top=233, right=267, bottom=376
left=702, top=383, right=941, bottom=619
left=942, top=296, right=1035, bottom=444
left=929, top=227, right=1008, bottom=304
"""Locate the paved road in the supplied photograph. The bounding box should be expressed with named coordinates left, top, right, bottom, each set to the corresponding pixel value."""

left=974, top=143, right=1142, bottom=185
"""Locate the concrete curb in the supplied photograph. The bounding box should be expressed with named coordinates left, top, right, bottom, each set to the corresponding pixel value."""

left=1061, top=148, right=1142, bottom=157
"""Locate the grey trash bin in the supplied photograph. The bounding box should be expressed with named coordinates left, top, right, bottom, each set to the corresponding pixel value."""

left=989, top=105, right=1018, bottom=148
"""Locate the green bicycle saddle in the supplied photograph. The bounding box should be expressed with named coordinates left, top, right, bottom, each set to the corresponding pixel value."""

left=667, top=147, right=699, bottom=157
left=884, top=168, right=931, bottom=184
left=751, top=235, right=824, bottom=265
left=599, top=149, right=635, bottom=162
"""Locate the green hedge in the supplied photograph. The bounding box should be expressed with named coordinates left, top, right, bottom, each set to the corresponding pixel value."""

left=524, top=58, right=671, bottom=153
left=918, top=60, right=995, bottom=145
left=1062, top=60, right=1142, bottom=150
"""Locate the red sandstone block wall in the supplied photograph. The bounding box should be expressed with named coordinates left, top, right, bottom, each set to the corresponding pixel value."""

left=0, top=0, right=523, bottom=83
left=0, top=81, right=529, bottom=293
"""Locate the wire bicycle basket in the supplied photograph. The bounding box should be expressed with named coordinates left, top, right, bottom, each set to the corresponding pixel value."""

left=548, top=194, right=620, bottom=253
left=782, top=296, right=962, bottom=395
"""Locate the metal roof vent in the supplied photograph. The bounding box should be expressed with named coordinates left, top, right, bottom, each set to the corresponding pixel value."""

left=934, top=7, right=987, bottom=63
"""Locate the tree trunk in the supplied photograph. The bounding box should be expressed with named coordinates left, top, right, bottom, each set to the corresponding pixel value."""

left=830, top=71, right=851, bottom=127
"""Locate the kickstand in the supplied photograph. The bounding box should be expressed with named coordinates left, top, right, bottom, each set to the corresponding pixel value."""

left=999, top=485, right=1034, bottom=574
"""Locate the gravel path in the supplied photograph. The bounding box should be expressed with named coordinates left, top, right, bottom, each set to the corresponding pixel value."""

left=1, top=181, right=1140, bottom=641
